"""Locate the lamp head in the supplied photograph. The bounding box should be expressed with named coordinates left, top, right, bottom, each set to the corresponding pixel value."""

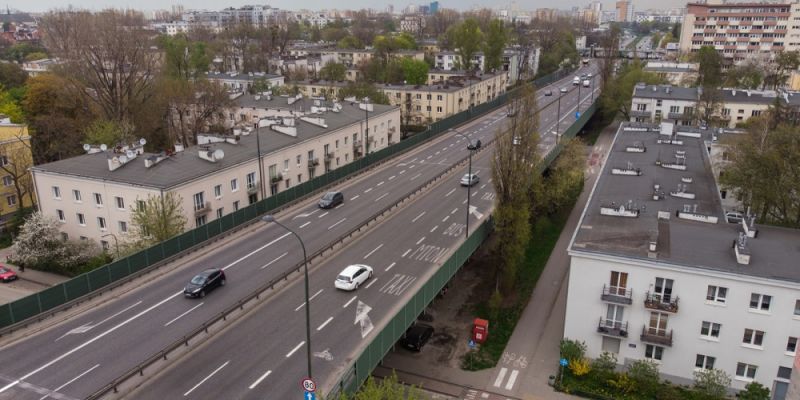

left=261, top=215, right=275, bottom=223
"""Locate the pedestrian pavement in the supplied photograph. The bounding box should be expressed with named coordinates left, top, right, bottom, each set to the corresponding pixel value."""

left=0, top=246, right=69, bottom=288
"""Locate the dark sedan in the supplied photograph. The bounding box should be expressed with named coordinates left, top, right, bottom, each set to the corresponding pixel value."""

left=400, top=324, right=434, bottom=351
left=318, top=191, right=344, bottom=209
left=184, top=268, right=226, bottom=298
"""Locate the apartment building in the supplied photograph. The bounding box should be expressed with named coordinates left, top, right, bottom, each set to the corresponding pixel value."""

left=31, top=100, right=399, bottom=245
left=643, top=62, right=700, bottom=86
left=616, top=0, right=634, bottom=22
left=679, top=1, right=798, bottom=64
left=434, top=50, right=522, bottom=84
left=0, top=119, right=36, bottom=228
left=565, top=122, right=800, bottom=398
left=206, top=72, right=285, bottom=93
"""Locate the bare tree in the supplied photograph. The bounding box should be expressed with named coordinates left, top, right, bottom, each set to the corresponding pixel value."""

left=427, top=8, right=460, bottom=38
left=166, top=79, right=233, bottom=145
left=598, top=24, right=621, bottom=91
left=0, top=127, right=35, bottom=218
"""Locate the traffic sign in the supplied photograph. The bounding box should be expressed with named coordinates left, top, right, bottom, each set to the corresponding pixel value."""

left=301, top=378, right=316, bottom=392
left=304, top=391, right=316, bottom=400
left=468, top=339, right=476, bottom=349
left=575, top=111, right=581, bottom=120
left=559, top=358, right=569, bottom=367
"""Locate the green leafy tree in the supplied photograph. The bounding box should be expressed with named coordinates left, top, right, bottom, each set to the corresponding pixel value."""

left=627, top=359, right=660, bottom=398
left=591, top=352, right=617, bottom=376
left=694, top=45, right=723, bottom=87
left=249, top=77, right=272, bottom=94
left=0, top=63, right=27, bottom=89
left=338, top=82, right=390, bottom=105
left=692, top=368, right=731, bottom=399
left=83, top=119, right=136, bottom=147
left=320, top=61, right=347, bottom=81
left=599, top=60, right=663, bottom=119
left=766, top=50, right=800, bottom=89
left=533, top=138, right=585, bottom=217
left=401, top=58, right=429, bottom=85
left=724, top=62, right=763, bottom=89
left=559, top=338, right=587, bottom=362
left=337, top=35, right=364, bottom=49
left=483, top=19, right=508, bottom=71
left=332, top=372, right=420, bottom=400
left=452, top=18, right=484, bottom=71
left=738, top=381, right=770, bottom=400
left=0, top=85, right=23, bottom=123
left=158, top=34, right=212, bottom=80
left=130, top=193, right=187, bottom=246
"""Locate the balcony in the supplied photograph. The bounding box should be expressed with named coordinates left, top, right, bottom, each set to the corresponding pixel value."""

left=269, top=174, right=283, bottom=184
left=247, top=181, right=260, bottom=194
left=640, top=326, right=673, bottom=347
left=668, top=112, right=692, bottom=120
left=601, top=285, right=633, bottom=305
left=644, top=292, right=679, bottom=313
left=630, top=110, right=651, bottom=118
left=324, top=152, right=334, bottom=162
left=194, top=201, right=211, bottom=216
left=307, top=157, right=319, bottom=169
left=597, top=318, right=629, bottom=338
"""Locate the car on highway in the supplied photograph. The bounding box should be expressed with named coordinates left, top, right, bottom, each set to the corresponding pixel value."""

left=544, top=89, right=552, bottom=96
left=0, top=266, right=17, bottom=282
left=184, top=268, right=226, bottom=298
left=560, top=87, right=568, bottom=93
left=318, top=191, right=344, bottom=209
left=586, top=73, right=593, bottom=78
left=582, top=79, right=591, bottom=88
left=460, top=173, right=479, bottom=187
left=400, top=323, right=434, bottom=351
left=572, top=76, right=580, bottom=85
left=335, top=264, right=373, bottom=291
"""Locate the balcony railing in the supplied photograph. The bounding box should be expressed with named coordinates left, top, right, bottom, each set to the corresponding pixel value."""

left=324, top=152, right=334, bottom=161
left=630, top=110, right=651, bottom=118
left=597, top=318, right=629, bottom=338
left=601, top=285, right=633, bottom=305
left=269, top=174, right=282, bottom=184
left=640, top=326, right=673, bottom=347
left=307, top=157, right=319, bottom=168
left=668, top=112, right=692, bottom=120
left=194, top=201, right=211, bottom=216
left=644, top=292, right=679, bottom=313
left=247, top=181, right=260, bottom=194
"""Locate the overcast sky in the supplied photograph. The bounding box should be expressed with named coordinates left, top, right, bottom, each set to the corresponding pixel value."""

left=18, top=0, right=687, bottom=14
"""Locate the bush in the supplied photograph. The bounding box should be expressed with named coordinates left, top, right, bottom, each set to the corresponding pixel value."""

left=560, top=338, right=587, bottom=362
left=569, top=358, right=592, bottom=376
left=737, top=381, right=770, bottom=400
left=627, top=359, right=660, bottom=397
left=11, top=212, right=103, bottom=276
left=692, top=368, right=731, bottom=399
left=592, top=352, right=618, bottom=374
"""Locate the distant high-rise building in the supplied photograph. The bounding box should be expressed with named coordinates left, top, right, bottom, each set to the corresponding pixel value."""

left=589, top=1, right=602, bottom=13
left=429, top=1, right=439, bottom=14
left=616, top=0, right=633, bottom=23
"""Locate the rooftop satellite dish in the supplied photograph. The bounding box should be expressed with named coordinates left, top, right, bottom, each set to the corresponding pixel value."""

left=83, top=144, right=91, bottom=152
left=119, top=155, right=128, bottom=163
left=213, top=149, right=225, bottom=160
left=126, top=150, right=135, bottom=158
left=139, top=138, right=147, bottom=146
left=100, top=144, right=108, bottom=152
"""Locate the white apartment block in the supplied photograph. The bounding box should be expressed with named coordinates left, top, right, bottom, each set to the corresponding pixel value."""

left=565, top=122, right=800, bottom=399
left=206, top=72, right=285, bottom=93
left=31, top=99, right=400, bottom=245
left=643, top=62, right=699, bottom=86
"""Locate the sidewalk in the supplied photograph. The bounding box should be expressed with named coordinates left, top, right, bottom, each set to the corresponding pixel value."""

left=0, top=247, right=69, bottom=287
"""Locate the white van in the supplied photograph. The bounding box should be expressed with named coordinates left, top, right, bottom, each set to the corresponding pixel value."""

left=573, top=76, right=580, bottom=85
left=582, top=79, right=590, bottom=87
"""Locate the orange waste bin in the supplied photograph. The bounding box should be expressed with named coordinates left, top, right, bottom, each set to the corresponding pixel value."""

left=472, top=318, right=489, bottom=344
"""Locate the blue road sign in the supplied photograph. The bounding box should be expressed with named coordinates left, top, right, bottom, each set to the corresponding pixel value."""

left=305, top=391, right=316, bottom=400
left=468, top=339, right=476, bottom=349
left=559, top=358, right=569, bottom=367
left=575, top=111, right=581, bottom=119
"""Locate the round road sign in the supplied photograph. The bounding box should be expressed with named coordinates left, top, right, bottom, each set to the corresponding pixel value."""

left=301, top=378, right=316, bottom=392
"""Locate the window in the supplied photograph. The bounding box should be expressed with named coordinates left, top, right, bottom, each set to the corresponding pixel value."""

left=736, top=362, right=757, bottom=380
left=284, top=159, right=290, bottom=170
left=669, top=105, right=680, bottom=113
left=778, top=366, right=792, bottom=380
left=77, top=213, right=86, bottom=226
left=247, top=172, right=256, bottom=189
left=97, top=217, right=107, bottom=230
left=787, top=337, right=797, bottom=354
left=195, top=215, right=207, bottom=227
left=231, top=178, right=239, bottom=192
left=749, top=293, right=771, bottom=311
left=214, top=185, right=222, bottom=198
left=119, top=221, right=128, bottom=233
left=706, top=285, right=727, bottom=304
left=52, top=186, right=61, bottom=199
left=296, top=154, right=302, bottom=166
left=653, top=277, right=674, bottom=302
left=136, top=200, right=145, bottom=211
left=115, top=196, right=125, bottom=209
left=436, top=106, right=443, bottom=113
left=0, top=155, right=7, bottom=166
left=609, top=271, right=628, bottom=296
left=100, top=240, right=109, bottom=250
left=216, top=208, right=223, bottom=219
left=6, top=195, right=16, bottom=207
left=695, top=354, right=715, bottom=370
left=700, top=321, right=721, bottom=339
left=233, top=200, right=240, bottom=211
left=94, top=193, right=103, bottom=206
left=1, top=175, right=11, bottom=186
left=645, top=345, right=663, bottom=361
left=193, top=192, right=205, bottom=211
left=794, top=299, right=800, bottom=316
left=297, top=174, right=302, bottom=183
left=73, top=189, right=82, bottom=202
left=56, top=209, right=65, bottom=222
left=742, top=328, right=765, bottom=346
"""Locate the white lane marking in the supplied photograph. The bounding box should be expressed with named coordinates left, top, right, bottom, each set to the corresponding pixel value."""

left=299, top=222, right=311, bottom=229
left=412, top=211, right=426, bottom=223
left=442, top=146, right=448, bottom=151
left=451, top=208, right=458, bottom=214
left=416, top=237, right=425, bottom=245
left=184, top=361, right=229, bottom=396
left=410, top=173, right=422, bottom=180
left=409, top=165, right=416, bottom=169
left=494, top=367, right=508, bottom=387
left=374, top=193, right=389, bottom=202
left=399, top=170, right=406, bottom=174
left=377, top=181, right=384, bottom=186
left=292, top=209, right=319, bottom=219
left=317, top=317, right=334, bottom=331
left=364, top=188, right=373, bottom=193
left=343, top=296, right=357, bottom=308
left=445, top=188, right=456, bottom=197
left=505, top=369, right=520, bottom=390
left=328, top=218, right=346, bottom=230
left=248, top=370, right=272, bottom=390
left=365, top=278, right=378, bottom=289
left=472, top=191, right=478, bottom=197
left=260, top=252, right=288, bottom=269
left=442, top=216, right=450, bottom=223
left=335, top=204, right=344, bottom=209
left=351, top=195, right=360, bottom=200
left=56, top=300, right=143, bottom=341
left=318, top=212, right=329, bottom=218
left=295, top=289, right=324, bottom=311
left=388, top=175, right=396, bottom=180
left=364, top=244, right=384, bottom=259
left=39, top=363, right=100, bottom=400
left=480, top=184, right=486, bottom=189
left=402, top=249, right=411, bottom=257
left=426, top=155, right=432, bottom=159
left=430, top=225, right=438, bottom=233
left=440, top=158, right=447, bottom=163
left=385, top=262, right=396, bottom=271
left=286, top=342, right=305, bottom=358
left=462, top=199, right=468, bottom=204
left=164, top=303, right=204, bottom=327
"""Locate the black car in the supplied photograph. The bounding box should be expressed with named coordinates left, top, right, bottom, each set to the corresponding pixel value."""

left=318, top=191, right=344, bottom=209
left=400, top=324, right=434, bottom=351
left=184, top=268, right=226, bottom=298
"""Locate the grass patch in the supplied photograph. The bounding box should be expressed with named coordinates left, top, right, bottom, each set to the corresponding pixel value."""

left=461, top=187, right=581, bottom=371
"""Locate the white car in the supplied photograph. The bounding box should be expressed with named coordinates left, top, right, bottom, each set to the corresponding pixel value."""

left=335, top=264, right=373, bottom=291
left=560, top=87, right=568, bottom=93
left=460, top=173, right=479, bottom=186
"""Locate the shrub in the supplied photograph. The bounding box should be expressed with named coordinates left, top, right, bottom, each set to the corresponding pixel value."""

left=606, top=372, right=635, bottom=395
left=627, top=359, right=660, bottom=397
left=692, top=368, right=731, bottom=399
left=11, top=212, right=103, bottom=276
left=569, top=358, right=592, bottom=376
left=592, top=352, right=618, bottom=374
left=738, top=381, right=770, bottom=400
left=560, top=338, right=587, bottom=362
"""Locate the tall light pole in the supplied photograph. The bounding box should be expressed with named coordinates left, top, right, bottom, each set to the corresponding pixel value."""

left=254, top=121, right=266, bottom=200
left=451, top=129, right=481, bottom=239
left=101, top=233, right=119, bottom=257
left=261, top=215, right=312, bottom=380
left=363, top=97, right=370, bottom=156
left=557, top=90, right=562, bottom=135
left=577, top=78, right=582, bottom=115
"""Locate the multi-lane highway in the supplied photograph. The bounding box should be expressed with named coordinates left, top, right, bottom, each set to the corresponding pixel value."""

left=0, top=64, right=598, bottom=400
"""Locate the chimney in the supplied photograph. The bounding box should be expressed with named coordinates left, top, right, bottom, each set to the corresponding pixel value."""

left=733, top=232, right=751, bottom=265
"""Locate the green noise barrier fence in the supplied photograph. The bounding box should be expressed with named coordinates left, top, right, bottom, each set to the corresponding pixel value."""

left=0, top=66, right=582, bottom=332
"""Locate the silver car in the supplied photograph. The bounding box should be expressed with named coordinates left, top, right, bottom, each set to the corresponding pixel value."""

left=460, top=173, right=479, bottom=186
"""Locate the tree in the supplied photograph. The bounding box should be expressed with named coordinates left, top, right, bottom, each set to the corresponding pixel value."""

left=83, top=119, right=136, bottom=147
left=559, top=338, right=587, bottom=362
left=0, top=86, right=23, bottom=123
left=627, top=359, right=660, bottom=398
left=598, top=24, right=622, bottom=91
left=334, top=373, right=420, bottom=400
left=0, top=63, right=27, bottom=89
left=320, top=61, right=347, bottom=81
left=130, top=193, right=187, bottom=246
left=766, top=50, right=800, bottom=89
left=166, top=78, right=232, bottom=146
left=491, top=83, right=539, bottom=290
left=724, top=61, right=763, bottom=89
left=533, top=139, right=585, bottom=217
left=600, top=61, right=663, bottom=120
left=428, top=8, right=460, bottom=38
left=451, top=19, right=484, bottom=71
left=484, top=19, right=508, bottom=71
left=694, top=45, right=723, bottom=87
left=692, top=368, right=731, bottom=399
left=0, top=126, right=35, bottom=217
left=11, top=212, right=101, bottom=275
left=401, top=58, right=429, bottom=85
left=158, top=33, right=211, bottom=80
left=738, top=381, right=770, bottom=400
left=338, top=82, right=390, bottom=105
left=337, top=35, right=364, bottom=49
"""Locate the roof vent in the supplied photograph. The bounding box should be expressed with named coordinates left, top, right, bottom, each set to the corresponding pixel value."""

left=600, top=201, right=641, bottom=218
left=669, top=183, right=695, bottom=199
left=611, top=161, right=642, bottom=176
left=734, top=232, right=751, bottom=265
left=144, top=152, right=169, bottom=168
left=732, top=89, right=737, bottom=96
left=676, top=204, right=718, bottom=223
left=198, top=146, right=225, bottom=163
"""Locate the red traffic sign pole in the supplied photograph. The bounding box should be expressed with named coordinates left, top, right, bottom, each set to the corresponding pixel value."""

left=301, top=378, right=316, bottom=393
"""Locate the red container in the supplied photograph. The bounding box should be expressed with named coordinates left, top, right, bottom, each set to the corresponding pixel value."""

left=472, top=318, right=489, bottom=344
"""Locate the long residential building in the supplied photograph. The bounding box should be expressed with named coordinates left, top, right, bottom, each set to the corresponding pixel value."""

left=0, top=118, right=36, bottom=228
left=565, top=122, right=800, bottom=398
left=31, top=99, right=399, bottom=246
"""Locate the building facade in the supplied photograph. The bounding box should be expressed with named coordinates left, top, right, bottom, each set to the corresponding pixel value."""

left=206, top=72, right=285, bottom=93
left=0, top=119, right=36, bottom=228
left=616, top=0, right=634, bottom=22
left=643, top=62, right=700, bottom=86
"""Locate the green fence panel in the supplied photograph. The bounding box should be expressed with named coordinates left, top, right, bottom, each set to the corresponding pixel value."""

left=38, top=284, right=68, bottom=312
left=126, top=251, right=149, bottom=273
left=0, top=304, right=13, bottom=326
left=160, top=236, right=181, bottom=260
left=63, top=275, right=91, bottom=301
left=146, top=244, right=166, bottom=267
left=176, top=230, right=196, bottom=253
left=8, top=295, right=40, bottom=325
left=108, top=259, right=131, bottom=282
left=87, top=267, right=111, bottom=291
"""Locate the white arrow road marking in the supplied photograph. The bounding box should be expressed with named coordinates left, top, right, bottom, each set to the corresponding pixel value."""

left=292, top=209, right=319, bottom=219
left=355, top=300, right=374, bottom=338
left=56, top=301, right=142, bottom=341
left=313, top=348, right=334, bottom=361
left=469, top=205, right=484, bottom=220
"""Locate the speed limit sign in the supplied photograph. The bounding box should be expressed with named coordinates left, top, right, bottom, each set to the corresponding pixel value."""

left=301, top=378, right=316, bottom=392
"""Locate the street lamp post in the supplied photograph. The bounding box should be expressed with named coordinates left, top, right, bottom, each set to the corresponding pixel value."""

left=578, top=79, right=582, bottom=115
left=254, top=122, right=266, bottom=201
left=451, top=129, right=481, bottom=240
left=261, top=215, right=312, bottom=380
left=363, top=97, right=370, bottom=156
left=556, top=92, right=562, bottom=135
left=101, top=233, right=119, bottom=257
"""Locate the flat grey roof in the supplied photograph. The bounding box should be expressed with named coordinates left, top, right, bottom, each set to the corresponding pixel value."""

left=207, top=72, right=283, bottom=82
left=719, top=89, right=778, bottom=105
left=643, top=66, right=698, bottom=73
left=32, top=102, right=396, bottom=190
left=633, top=85, right=698, bottom=101
left=571, top=122, right=800, bottom=284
